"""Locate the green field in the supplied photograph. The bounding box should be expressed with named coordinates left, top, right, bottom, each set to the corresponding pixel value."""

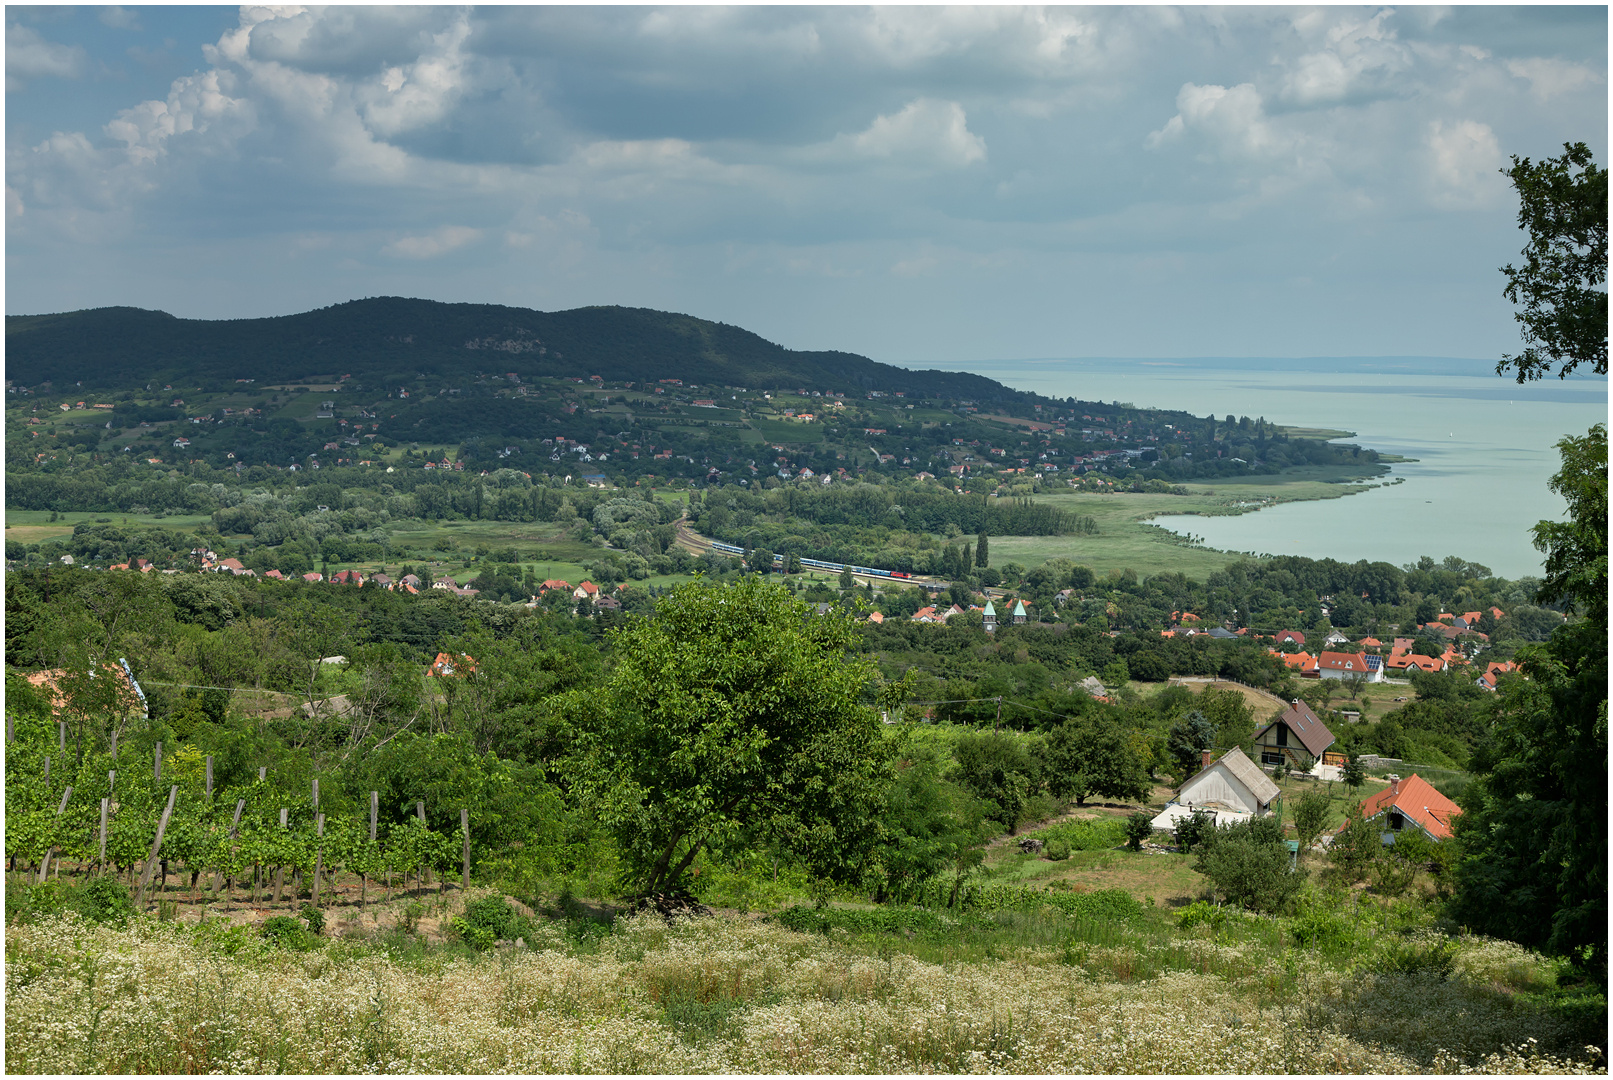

left=985, top=472, right=1385, bottom=578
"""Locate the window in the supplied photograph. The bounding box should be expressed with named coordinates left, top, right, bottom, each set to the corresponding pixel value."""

left=1261, top=751, right=1283, bottom=766
left=1276, top=725, right=1288, bottom=747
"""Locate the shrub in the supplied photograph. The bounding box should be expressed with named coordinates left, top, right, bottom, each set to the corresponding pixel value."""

left=75, top=876, right=135, bottom=926
left=1176, top=900, right=1233, bottom=934
left=1194, top=817, right=1305, bottom=914
left=300, top=903, right=325, bottom=936
left=1043, top=839, right=1071, bottom=861
left=1376, top=935, right=1458, bottom=979
left=260, top=915, right=313, bottom=951
left=453, top=896, right=525, bottom=951
left=1172, top=809, right=1215, bottom=854
left=1123, top=812, right=1154, bottom=851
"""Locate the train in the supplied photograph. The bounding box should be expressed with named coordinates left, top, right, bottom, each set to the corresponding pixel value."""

left=705, top=540, right=917, bottom=581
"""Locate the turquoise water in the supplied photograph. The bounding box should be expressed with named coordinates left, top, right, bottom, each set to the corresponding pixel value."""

left=942, top=357, right=1607, bottom=580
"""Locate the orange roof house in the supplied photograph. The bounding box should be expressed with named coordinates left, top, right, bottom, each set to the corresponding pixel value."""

left=1272, top=650, right=1319, bottom=676
left=541, top=579, right=572, bottom=591
left=1274, top=630, right=1306, bottom=646
left=427, top=652, right=477, bottom=678
left=1359, top=774, right=1462, bottom=841
left=573, top=580, right=600, bottom=599
left=1475, top=660, right=1519, bottom=690
left=25, top=662, right=148, bottom=719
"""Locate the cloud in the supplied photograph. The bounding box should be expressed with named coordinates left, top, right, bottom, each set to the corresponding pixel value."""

left=1147, top=83, right=1279, bottom=158
left=823, top=98, right=986, bottom=168
left=1426, top=119, right=1506, bottom=208
left=1505, top=57, right=1603, bottom=102
left=381, top=225, right=483, bottom=259
left=99, top=7, right=141, bottom=31
left=1280, top=9, right=1412, bottom=105
left=7, top=24, right=87, bottom=90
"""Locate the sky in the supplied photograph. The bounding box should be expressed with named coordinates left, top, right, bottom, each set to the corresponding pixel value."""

left=5, top=5, right=1608, bottom=368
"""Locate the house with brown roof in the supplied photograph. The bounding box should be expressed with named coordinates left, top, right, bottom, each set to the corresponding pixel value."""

left=541, top=579, right=572, bottom=592
left=1151, top=747, right=1280, bottom=832
left=1253, top=700, right=1337, bottom=769
left=1359, top=774, right=1462, bottom=841
left=1274, top=630, right=1306, bottom=646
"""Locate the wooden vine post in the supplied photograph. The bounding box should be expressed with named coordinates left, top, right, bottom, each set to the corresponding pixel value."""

left=205, top=756, right=214, bottom=801
left=154, top=741, right=162, bottom=783
left=416, top=800, right=429, bottom=892
left=37, top=787, right=73, bottom=884
left=362, top=790, right=378, bottom=910
left=134, top=785, right=179, bottom=907
left=311, top=814, right=326, bottom=908
left=98, top=798, right=109, bottom=874
left=273, top=808, right=288, bottom=904
left=461, top=808, right=470, bottom=893
left=212, top=799, right=246, bottom=901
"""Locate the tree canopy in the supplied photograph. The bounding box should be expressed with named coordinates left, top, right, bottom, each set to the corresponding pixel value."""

left=1498, top=142, right=1608, bottom=382
left=564, top=575, right=890, bottom=897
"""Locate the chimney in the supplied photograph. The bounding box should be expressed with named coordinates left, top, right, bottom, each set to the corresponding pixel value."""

left=1389, top=777, right=1400, bottom=796
left=1201, top=749, right=1214, bottom=770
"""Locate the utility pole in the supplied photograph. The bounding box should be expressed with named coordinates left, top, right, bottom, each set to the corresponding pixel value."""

left=994, top=696, right=1002, bottom=733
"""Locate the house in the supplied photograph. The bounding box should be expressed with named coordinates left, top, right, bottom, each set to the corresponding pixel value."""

left=24, top=659, right=149, bottom=720
left=330, top=569, right=364, bottom=585
left=541, top=579, right=572, bottom=592
left=217, top=557, right=247, bottom=575
left=426, top=652, right=477, bottom=678
left=1359, top=636, right=1383, bottom=649
left=1252, top=700, right=1336, bottom=769
left=1359, top=774, right=1462, bottom=842
left=1151, top=747, right=1281, bottom=832
left=1273, top=650, right=1319, bottom=677
left=866, top=611, right=884, bottom=624
left=400, top=574, right=422, bottom=587
left=302, top=572, right=324, bottom=583
left=1204, top=627, right=1239, bottom=640
left=1323, top=630, right=1350, bottom=646
left=594, top=595, right=623, bottom=611
left=1317, top=650, right=1383, bottom=683
left=263, top=569, right=285, bottom=580
left=433, top=577, right=460, bottom=590
left=573, top=581, right=600, bottom=600
left=1274, top=630, right=1306, bottom=646
left=1475, top=660, right=1519, bottom=690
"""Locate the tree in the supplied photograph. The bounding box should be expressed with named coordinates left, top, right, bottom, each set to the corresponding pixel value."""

left=1291, top=787, right=1333, bottom=857
left=1340, top=756, right=1365, bottom=795
left=1194, top=815, right=1303, bottom=913
left=975, top=531, right=990, bottom=569
left=1532, top=424, right=1608, bottom=625
left=1040, top=716, right=1152, bottom=808
left=1498, top=143, right=1608, bottom=382
left=566, top=575, right=889, bottom=897
left=1165, top=709, right=1217, bottom=782
left=1123, top=811, right=1154, bottom=851
left=951, top=731, right=1038, bottom=834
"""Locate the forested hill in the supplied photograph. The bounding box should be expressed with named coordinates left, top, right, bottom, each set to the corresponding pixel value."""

left=5, top=299, right=1019, bottom=399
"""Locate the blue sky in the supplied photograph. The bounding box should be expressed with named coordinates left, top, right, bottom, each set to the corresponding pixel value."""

left=6, top=6, right=1607, bottom=368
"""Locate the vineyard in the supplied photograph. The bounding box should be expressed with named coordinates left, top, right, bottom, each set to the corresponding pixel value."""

left=5, top=726, right=482, bottom=918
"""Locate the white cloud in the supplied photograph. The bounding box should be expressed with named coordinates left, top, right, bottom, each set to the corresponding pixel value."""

left=7, top=24, right=87, bottom=90
left=98, top=7, right=141, bottom=31
left=1505, top=57, right=1603, bottom=103
left=104, top=69, right=255, bottom=166
left=1280, top=10, right=1412, bottom=105
left=824, top=98, right=986, bottom=168
left=1148, top=83, right=1279, bottom=158
left=382, top=226, right=483, bottom=259
left=1426, top=119, right=1506, bottom=208
left=358, top=14, right=473, bottom=139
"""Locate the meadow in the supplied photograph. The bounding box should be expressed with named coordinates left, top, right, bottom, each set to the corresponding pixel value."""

left=5, top=882, right=1602, bottom=1074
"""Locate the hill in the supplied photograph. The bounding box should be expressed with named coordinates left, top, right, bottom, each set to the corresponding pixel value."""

left=5, top=298, right=1019, bottom=400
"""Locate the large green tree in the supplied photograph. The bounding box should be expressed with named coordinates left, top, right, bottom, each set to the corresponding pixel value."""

left=566, top=575, right=890, bottom=896
left=1450, top=425, right=1607, bottom=979
left=1498, top=142, right=1608, bottom=382
left=1040, top=715, right=1152, bottom=807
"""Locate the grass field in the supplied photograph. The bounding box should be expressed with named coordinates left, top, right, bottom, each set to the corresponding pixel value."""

left=983, top=472, right=1385, bottom=578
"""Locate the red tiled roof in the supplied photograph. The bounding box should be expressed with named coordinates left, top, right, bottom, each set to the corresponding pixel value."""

left=1318, top=651, right=1369, bottom=673
left=1359, top=774, right=1462, bottom=841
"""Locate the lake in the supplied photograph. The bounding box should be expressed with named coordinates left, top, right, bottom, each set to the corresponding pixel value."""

left=939, top=356, right=1607, bottom=580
